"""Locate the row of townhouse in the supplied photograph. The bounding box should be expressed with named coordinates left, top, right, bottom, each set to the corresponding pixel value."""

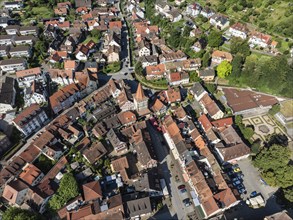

left=4, top=25, right=38, bottom=36
left=161, top=114, right=240, bottom=219
left=0, top=45, right=32, bottom=58
left=0, top=35, right=35, bottom=46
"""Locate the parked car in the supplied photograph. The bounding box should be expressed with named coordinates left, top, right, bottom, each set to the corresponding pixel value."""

left=234, top=172, right=244, bottom=179
left=227, top=171, right=234, bottom=176
left=178, top=185, right=185, bottom=190
left=232, top=164, right=239, bottom=169
left=232, top=180, right=241, bottom=186
left=236, top=184, right=245, bottom=190
left=182, top=198, right=192, bottom=207
left=238, top=188, right=247, bottom=194
left=250, top=191, right=258, bottom=197
left=234, top=168, right=241, bottom=173
left=124, top=72, right=128, bottom=75
left=231, top=177, right=241, bottom=182
left=180, top=188, right=187, bottom=194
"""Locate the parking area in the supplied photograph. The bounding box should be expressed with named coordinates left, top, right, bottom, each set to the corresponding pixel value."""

left=237, top=158, right=278, bottom=200
left=223, top=158, right=278, bottom=201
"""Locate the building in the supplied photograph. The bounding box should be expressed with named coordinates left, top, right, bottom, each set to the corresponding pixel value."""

left=0, top=35, right=14, bottom=45
left=107, top=45, right=120, bottom=63
left=82, top=141, right=107, bottom=164
left=13, top=35, right=35, bottom=45
left=82, top=180, right=102, bottom=202
left=151, top=98, right=167, bottom=115
left=49, top=83, right=82, bottom=114
left=168, top=71, right=189, bottom=86
left=199, top=94, right=224, bottom=120
left=198, top=68, right=215, bottom=81
left=222, top=88, right=278, bottom=116
left=19, top=26, right=38, bottom=36
left=159, top=50, right=187, bottom=63
left=264, top=211, right=292, bottom=220
left=0, top=76, right=16, bottom=114
left=5, top=25, right=20, bottom=35
left=145, top=64, right=165, bottom=80
left=12, top=104, right=49, bottom=137
left=249, top=31, right=272, bottom=48
left=2, top=179, right=29, bottom=206
left=8, top=45, right=32, bottom=58
left=210, top=14, right=229, bottom=30
left=0, top=58, right=27, bottom=72
left=125, top=196, right=152, bottom=219
left=215, top=131, right=250, bottom=163
left=132, top=129, right=158, bottom=169
left=133, top=83, right=149, bottom=115
left=228, top=23, right=248, bottom=39
left=140, top=55, right=158, bottom=68
left=4, top=1, right=23, bottom=10
left=211, top=50, right=233, bottom=65
left=19, top=164, right=44, bottom=186
left=138, top=40, right=151, bottom=57
left=190, top=82, right=208, bottom=101
left=107, top=129, right=127, bottom=152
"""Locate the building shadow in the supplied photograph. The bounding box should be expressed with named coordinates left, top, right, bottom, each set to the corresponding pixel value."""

left=148, top=204, right=178, bottom=220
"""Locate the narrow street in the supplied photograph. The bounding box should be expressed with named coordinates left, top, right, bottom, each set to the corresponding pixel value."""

left=147, top=121, right=197, bottom=220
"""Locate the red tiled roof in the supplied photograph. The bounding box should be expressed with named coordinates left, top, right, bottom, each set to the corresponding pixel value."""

left=82, top=180, right=102, bottom=202
left=198, top=114, right=212, bottom=131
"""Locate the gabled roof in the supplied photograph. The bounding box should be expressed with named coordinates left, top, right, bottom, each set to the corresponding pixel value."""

left=82, top=180, right=102, bottom=202
left=151, top=98, right=165, bottom=112
left=213, top=188, right=237, bottom=208
left=126, top=196, right=152, bottom=218
left=198, top=114, right=212, bottom=131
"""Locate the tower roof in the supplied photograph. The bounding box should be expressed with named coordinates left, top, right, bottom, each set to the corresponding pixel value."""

left=135, top=83, right=147, bottom=102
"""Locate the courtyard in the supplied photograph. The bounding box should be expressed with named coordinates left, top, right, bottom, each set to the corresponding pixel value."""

left=243, top=114, right=291, bottom=143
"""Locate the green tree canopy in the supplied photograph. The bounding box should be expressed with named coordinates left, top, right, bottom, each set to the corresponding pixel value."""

left=202, top=51, right=211, bottom=67
left=253, top=144, right=292, bottom=188
left=208, top=31, right=223, bottom=48
left=217, top=61, right=232, bottom=78
left=3, top=207, right=43, bottom=220
left=230, top=38, right=251, bottom=57
left=168, top=28, right=181, bottom=49
left=49, top=173, right=79, bottom=210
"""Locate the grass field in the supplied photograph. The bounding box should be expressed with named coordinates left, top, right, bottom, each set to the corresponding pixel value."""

left=187, top=0, right=293, bottom=40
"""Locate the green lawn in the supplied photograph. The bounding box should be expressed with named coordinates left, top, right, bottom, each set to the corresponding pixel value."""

left=103, top=62, right=121, bottom=73
left=31, top=6, right=53, bottom=19
left=83, top=36, right=99, bottom=44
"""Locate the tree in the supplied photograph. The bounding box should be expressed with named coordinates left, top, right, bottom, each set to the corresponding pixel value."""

left=217, top=61, right=232, bottom=78
left=3, top=207, right=43, bottom=220
left=251, top=141, right=261, bottom=154
left=283, top=187, right=293, bottom=203
left=208, top=31, right=223, bottom=48
left=230, top=38, right=251, bottom=57
left=135, top=61, right=143, bottom=76
left=189, top=71, right=201, bottom=82
left=205, top=83, right=217, bottom=94
left=202, top=51, right=211, bottom=67
left=168, top=28, right=181, bottom=49
left=253, top=144, right=292, bottom=188
left=49, top=173, right=79, bottom=210
left=91, top=29, right=101, bottom=39
left=231, top=54, right=244, bottom=78
left=268, top=104, right=280, bottom=116
left=183, top=26, right=193, bottom=37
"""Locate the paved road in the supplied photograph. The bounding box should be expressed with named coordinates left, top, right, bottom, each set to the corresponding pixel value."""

left=147, top=121, right=197, bottom=220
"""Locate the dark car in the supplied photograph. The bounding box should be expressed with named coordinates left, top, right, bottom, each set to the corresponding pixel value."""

left=182, top=198, right=192, bottom=207
left=180, top=188, right=187, bottom=194
left=124, top=72, right=128, bottom=75
left=178, top=185, right=185, bottom=190
left=250, top=191, right=258, bottom=197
